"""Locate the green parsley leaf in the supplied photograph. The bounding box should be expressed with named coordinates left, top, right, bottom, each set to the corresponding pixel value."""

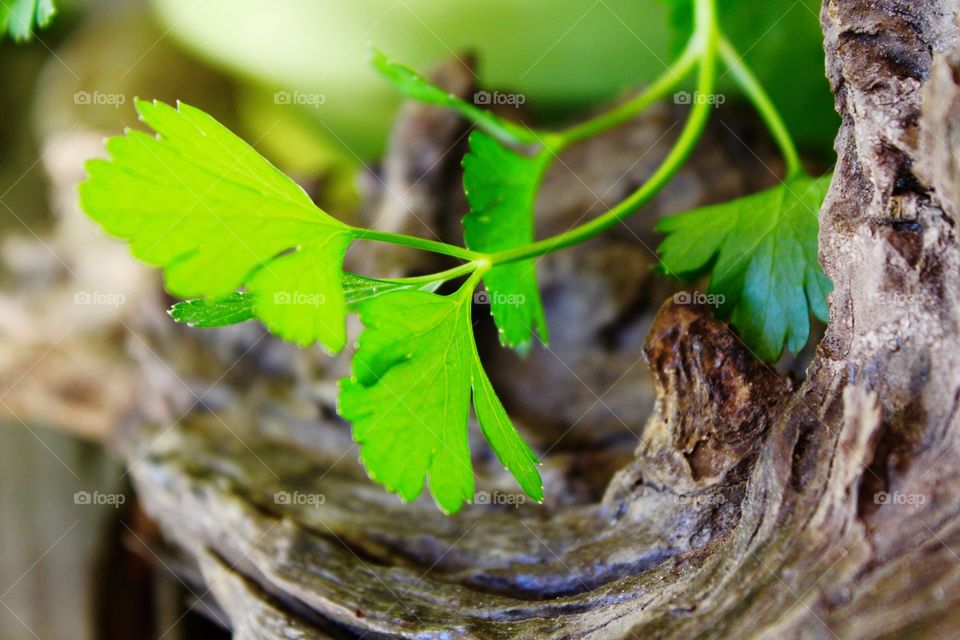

left=339, top=287, right=542, bottom=514
left=168, top=293, right=255, bottom=327
left=245, top=240, right=349, bottom=348
left=168, top=276, right=444, bottom=330
left=1, top=0, right=55, bottom=42
left=656, top=174, right=832, bottom=362
left=371, top=49, right=536, bottom=146
left=79, top=99, right=353, bottom=352
left=463, top=130, right=549, bottom=353
left=471, top=357, right=543, bottom=502
left=340, top=273, right=443, bottom=308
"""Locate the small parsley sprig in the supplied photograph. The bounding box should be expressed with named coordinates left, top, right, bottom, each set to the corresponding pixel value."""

left=79, top=0, right=833, bottom=513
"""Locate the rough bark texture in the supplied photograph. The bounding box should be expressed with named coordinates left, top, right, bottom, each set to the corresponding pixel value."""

left=11, top=1, right=960, bottom=637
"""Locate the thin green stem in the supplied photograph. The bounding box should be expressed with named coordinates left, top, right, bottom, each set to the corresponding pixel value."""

left=551, top=37, right=702, bottom=151
left=459, top=103, right=543, bottom=146
left=350, top=227, right=483, bottom=262
left=352, top=0, right=728, bottom=272
left=459, top=261, right=491, bottom=294
left=455, top=34, right=702, bottom=150
left=387, top=261, right=486, bottom=286
left=718, top=36, right=803, bottom=179
left=487, top=0, right=719, bottom=267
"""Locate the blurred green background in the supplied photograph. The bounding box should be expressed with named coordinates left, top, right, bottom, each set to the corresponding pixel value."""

left=3, top=0, right=837, bottom=237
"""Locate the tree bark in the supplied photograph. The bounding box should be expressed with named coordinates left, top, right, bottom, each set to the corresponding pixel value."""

left=68, top=1, right=960, bottom=637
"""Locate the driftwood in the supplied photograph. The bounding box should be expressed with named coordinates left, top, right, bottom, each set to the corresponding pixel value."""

left=5, top=0, right=960, bottom=637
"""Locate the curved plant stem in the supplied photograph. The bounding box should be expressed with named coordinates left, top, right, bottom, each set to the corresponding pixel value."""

left=457, top=104, right=543, bottom=146
left=387, top=261, right=487, bottom=286
left=351, top=31, right=706, bottom=269
left=550, top=37, right=703, bottom=151
left=462, top=261, right=491, bottom=291
left=444, top=34, right=702, bottom=150
left=486, top=0, right=719, bottom=267
left=350, top=227, right=483, bottom=261
left=718, top=36, right=803, bottom=179
left=352, top=0, right=727, bottom=276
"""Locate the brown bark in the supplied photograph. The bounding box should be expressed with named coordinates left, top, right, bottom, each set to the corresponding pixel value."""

left=9, top=1, right=959, bottom=637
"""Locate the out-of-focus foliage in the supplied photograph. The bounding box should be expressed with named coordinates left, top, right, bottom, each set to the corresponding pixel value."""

left=666, top=0, right=838, bottom=155
left=148, top=0, right=673, bottom=158
left=32, top=3, right=235, bottom=135
left=657, top=174, right=832, bottom=362
left=236, top=87, right=360, bottom=215
left=0, top=39, right=56, bottom=238
left=1, top=0, right=55, bottom=42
